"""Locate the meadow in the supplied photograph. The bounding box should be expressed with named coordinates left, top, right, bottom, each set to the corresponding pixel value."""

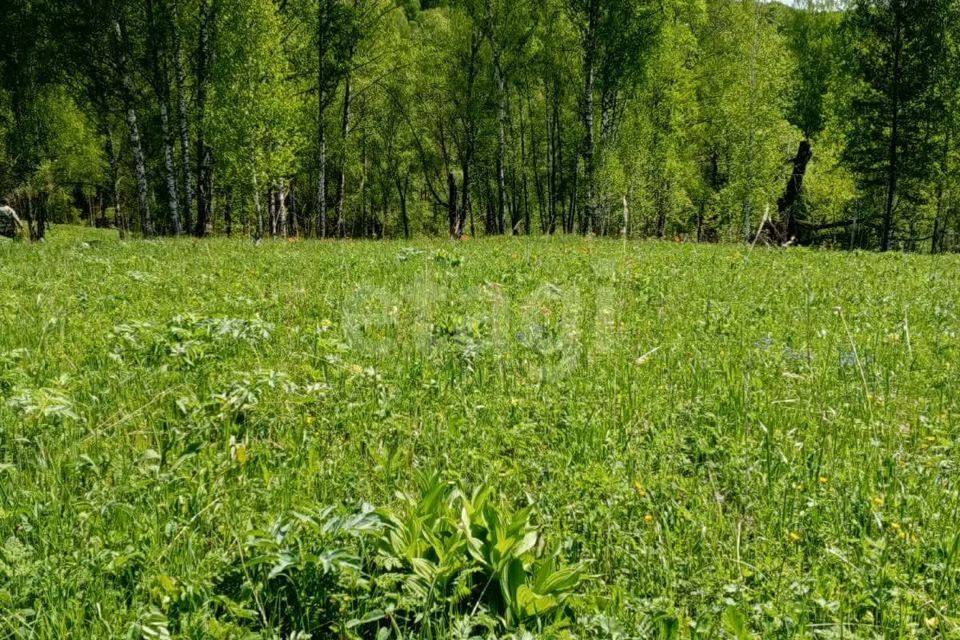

left=1, top=226, right=959, bottom=639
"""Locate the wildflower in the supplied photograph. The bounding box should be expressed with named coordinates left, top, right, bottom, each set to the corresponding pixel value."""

left=789, top=531, right=801, bottom=544
left=926, top=617, right=939, bottom=631
left=872, top=495, right=884, bottom=508
left=633, top=481, right=646, bottom=498
left=644, top=513, right=655, bottom=525
left=305, top=415, right=316, bottom=426
left=926, top=436, right=937, bottom=444
left=819, top=476, right=829, bottom=486
left=230, top=436, right=248, bottom=465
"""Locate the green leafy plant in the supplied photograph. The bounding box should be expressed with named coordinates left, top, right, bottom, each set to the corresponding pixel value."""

left=374, top=478, right=588, bottom=634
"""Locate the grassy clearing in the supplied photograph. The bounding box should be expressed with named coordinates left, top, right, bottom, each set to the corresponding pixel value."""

left=1, top=226, right=959, bottom=638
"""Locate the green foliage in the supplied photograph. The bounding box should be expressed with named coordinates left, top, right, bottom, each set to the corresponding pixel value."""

left=841, top=0, right=958, bottom=248
left=2, top=227, right=960, bottom=637
left=800, top=125, right=858, bottom=229
left=2, top=0, right=959, bottom=249
left=696, top=0, right=800, bottom=241
left=374, top=478, right=586, bottom=631
left=783, top=0, right=842, bottom=139
left=209, top=0, right=303, bottom=200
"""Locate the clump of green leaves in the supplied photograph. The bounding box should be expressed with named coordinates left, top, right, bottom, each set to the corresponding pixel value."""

left=373, top=478, right=587, bottom=635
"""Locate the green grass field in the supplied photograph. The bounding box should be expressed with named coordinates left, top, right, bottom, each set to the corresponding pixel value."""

left=1, top=226, right=959, bottom=639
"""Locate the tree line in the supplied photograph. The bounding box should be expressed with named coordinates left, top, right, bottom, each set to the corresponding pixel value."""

left=1, top=0, right=959, bottom=251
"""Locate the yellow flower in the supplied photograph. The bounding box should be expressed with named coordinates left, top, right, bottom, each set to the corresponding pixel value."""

left=819, top=476, right=829, bottom=485
left=633, top=481, right=647, bottom=498
left=305, top=415, right=316, bottom=426
left=926, top=436, right=937, bottom=444
left=926, top=616, right=939, bottom=631
left=891, top=521, right=901, bottom=531
left=872, top=495, right=884, bottom=508
left=235, top=442, right=248, bottom=465
left=789, top=531, right=801, bottom=544
left=644, top=513, right=655, bottom=525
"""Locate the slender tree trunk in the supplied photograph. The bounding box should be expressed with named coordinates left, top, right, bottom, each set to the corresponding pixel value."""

left=290, top=183, right=299, bottom=237
left=742, top=3, right=761, bottom=243
left=170, top=0, right=194, bottom=232
left=551, top=91, right=563, bottom=234
left=581, top=23, right=596, bottom=235
left=882, top=14, right=902, bottom=253
left=359, top=136, right=368, bottom=237
left=932, top=130, right=949, bottom=254
left=124, top=102, right=152, bottom=237
left=115, top=20, right=153, bottom=237
left=697, top=202, right=704, bottom=243
left=546, top=89, right=554, bottom=233
left=160, top=101, right=182, bottom=234
left=930, top=129, right=953, bottom=254
left=458, top=29, right=481, bottom=237
left=317, top=120, right=327, bottom=237
left=316, top=0, right=329, bottom=238
left=335, top=72, right=352, bottom=238
left=106, top=128, right=126, bottom=239
left=147, top=0, right=181, bottom=235
left=581, top=63, right=597, bottom=234
left=534, top=128, right=547, bottom=234
left=194, top=0, right=213, bottom=237
left=494, top=53, right=508, bottom=235
left=510, top=161, right=519, bottom=232
left=519, top=100, right=531, bottom=235
left=253, top=170, right=264, bottom=239
left=35, top=193, right=46, bottom=241
left=268, top=187, right=277, bottom=236
left=932, top=198, right=942, bottom=255
left=448, top=172, right=460, bottom=238
left=568, top=163, right=578, bottom=234
left=225, top=189, right=233, bottom=237
left=25, top=193, right=34, bottom=241
left=397, top=175, right=410, bottom=238
left=278, top=179, right=288, bottom=237
left=460, top=160, right=471, bottom=236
